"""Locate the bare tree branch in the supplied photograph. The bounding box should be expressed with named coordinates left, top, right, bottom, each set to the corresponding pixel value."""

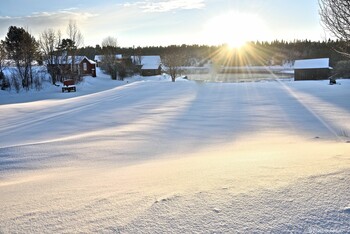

left=39, top=28, right=57, bottom=65
left=101, top=36, right=121, bottom=80
left=319, top=0, right=350, bottom=57
left=67, top=20, right=84, bottom=48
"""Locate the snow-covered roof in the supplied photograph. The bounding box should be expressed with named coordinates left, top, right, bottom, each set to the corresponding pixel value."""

left=141, top=56, right=161, bottom=65
left=87, top=59, right=96, bottom=65
left=294, top=58, right=330, bottom=70
left=132, top=55, right=161, bottom=70
left=53, top=56, right=93, bottom=65
left=94, top=54, right=122, bottom=62
left=94, top=55, right=101, bottom=62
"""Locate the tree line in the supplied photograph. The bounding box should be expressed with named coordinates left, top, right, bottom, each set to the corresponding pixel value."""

left=77, top=39, right=350, bottom=69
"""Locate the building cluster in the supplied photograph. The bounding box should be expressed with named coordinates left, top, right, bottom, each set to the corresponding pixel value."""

left=49, top=54, right=162, bottom=78
left=94, top=54, right=162, bottom=76
left=48, top=55, right=333, bottom=81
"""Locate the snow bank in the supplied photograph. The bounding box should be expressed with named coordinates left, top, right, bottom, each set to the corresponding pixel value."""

left=0, top=76, right=349, bottom=233
left=0, top=67, right=181, bottom=105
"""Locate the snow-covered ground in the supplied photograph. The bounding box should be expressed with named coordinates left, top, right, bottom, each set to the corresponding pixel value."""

left=0, top=69, right=349, bottom=233
left=0, top=67, right=168, bottom=105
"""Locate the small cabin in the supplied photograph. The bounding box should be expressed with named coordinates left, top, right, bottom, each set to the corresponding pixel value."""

left=132, top=55, right=162, bottom=76
left=294, top=58, right=332, bottom=81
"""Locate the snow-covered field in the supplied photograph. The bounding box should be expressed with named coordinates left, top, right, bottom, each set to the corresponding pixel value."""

left=0, top=70, right=350, bottom=233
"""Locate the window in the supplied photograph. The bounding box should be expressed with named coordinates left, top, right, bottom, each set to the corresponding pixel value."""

left=83, top=62, right=87, bottom=71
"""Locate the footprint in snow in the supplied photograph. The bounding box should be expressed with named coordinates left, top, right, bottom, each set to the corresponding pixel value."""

left=154, top=195, right=180, bottom=204
left=213, top=208, right=221, bottom=213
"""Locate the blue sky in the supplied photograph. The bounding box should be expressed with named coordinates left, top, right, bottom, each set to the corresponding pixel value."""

left=0, top=0, right=327, bottom=47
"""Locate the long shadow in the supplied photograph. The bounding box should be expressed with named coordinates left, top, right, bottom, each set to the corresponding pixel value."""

left=0, top=81, right=345, bottom=176
left=285, top=79, right=350, bottom=111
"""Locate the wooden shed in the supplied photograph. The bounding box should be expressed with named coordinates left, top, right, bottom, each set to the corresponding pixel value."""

left=79, top=57, right=96, bottom=77
left=141, top=63, right=162, bottom=76
left=294, top=58, right=332, bottom=81
left=132, top=55, right=162, bottom=76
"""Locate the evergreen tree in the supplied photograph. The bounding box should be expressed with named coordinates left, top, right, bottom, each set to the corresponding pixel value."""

left=3, top=26, right=38, bottom=90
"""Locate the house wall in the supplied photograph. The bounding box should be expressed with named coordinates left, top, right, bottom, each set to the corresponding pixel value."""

left=48, top=58, right=96, bottom=78
left=294, top=68, right=330, bottom=81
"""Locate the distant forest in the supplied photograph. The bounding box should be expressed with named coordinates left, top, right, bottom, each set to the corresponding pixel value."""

left=78, top=39, right=350, bottom=67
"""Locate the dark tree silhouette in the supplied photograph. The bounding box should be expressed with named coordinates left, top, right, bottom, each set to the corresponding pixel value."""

left=3, top=26, right=38, bottom=90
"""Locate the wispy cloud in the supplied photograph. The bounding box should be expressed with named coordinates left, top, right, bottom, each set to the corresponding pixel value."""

left=26, top=9, right=98, bottom=20
left=124, top=0, right=205, bottom=12
left=0, top=8, right=97, bottom=42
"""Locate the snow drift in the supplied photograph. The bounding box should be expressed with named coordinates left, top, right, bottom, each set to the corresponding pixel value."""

left=0, top=75, right=349, bottom=233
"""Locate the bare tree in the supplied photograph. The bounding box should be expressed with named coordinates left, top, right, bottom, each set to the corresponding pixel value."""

left=0, top=42, right=6, bottom=72
left=162, top=52, right=186, bottom=82
left=101, top=36, right=121, bottom=80
left=102, top=36, right=117, bottom=49
left=319, top=0, right=350, bottom=57
left=39, top=29, right=57, bottom=65
left=66, top=20, right=84, bottom=74
left=134, top=46, right=142, bottom=66
left=0, top=42, right=8, bottom=89
left=39, top=28, right=59, bottom=84
left=67, top=20, right=83, bottom=48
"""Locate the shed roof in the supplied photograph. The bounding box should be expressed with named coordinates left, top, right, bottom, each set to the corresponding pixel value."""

left=53, top=56, right=94, bottom=65
left=294, top=58, right=330, bottom=70
left=131, top=55, right=161, bottom=70
left=141, top=55, right=161, bottom=65
left=87, top=59, right=96, bottom=64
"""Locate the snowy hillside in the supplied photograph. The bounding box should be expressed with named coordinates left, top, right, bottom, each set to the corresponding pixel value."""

left=0, top=72, right=349, bottom=233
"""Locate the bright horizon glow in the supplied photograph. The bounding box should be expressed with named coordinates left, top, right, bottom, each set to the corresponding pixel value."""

left=227, top=40, right=247, bottom=50
left=203, top=11, right=269, bottom=48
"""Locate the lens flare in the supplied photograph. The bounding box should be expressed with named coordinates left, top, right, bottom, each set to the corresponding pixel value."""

left=203, top=11, right=268, bottom=48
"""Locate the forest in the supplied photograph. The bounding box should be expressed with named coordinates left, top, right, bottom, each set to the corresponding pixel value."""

left=78, top=39, right=350, bottom=67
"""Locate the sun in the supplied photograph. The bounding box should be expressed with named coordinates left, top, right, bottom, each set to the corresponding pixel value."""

left=203, top=11, right=266, bottom=48
left=227, top=38, right=247, bottom=50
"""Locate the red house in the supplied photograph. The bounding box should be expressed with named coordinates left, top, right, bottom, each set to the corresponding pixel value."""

left=79, top=57, right=97, bottom=77
left=50, top=56, right=96, bottom=77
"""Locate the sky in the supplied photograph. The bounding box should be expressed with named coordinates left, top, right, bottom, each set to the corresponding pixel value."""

left=0, top=0, right=328, bottom=48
